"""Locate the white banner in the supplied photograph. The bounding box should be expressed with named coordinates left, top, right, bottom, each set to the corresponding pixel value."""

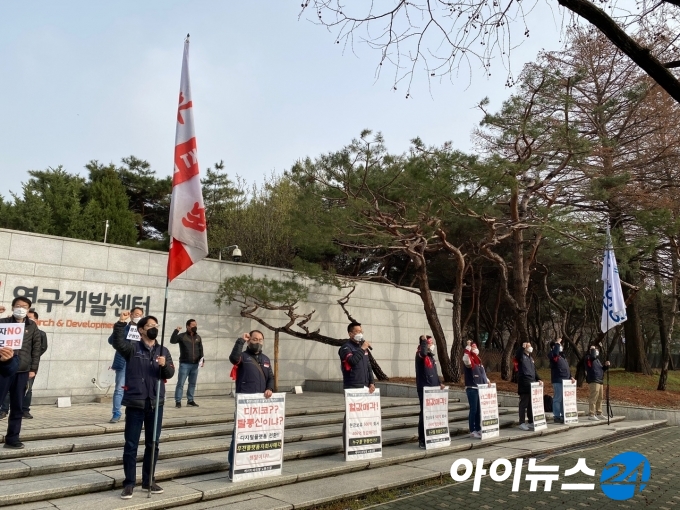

left=345, top=388, right=382, bottom=461
left=232, top=393, right=286, bottom=482
left=0, top=323, right=24, bottom=350
left=423, top=387, right=450, bottom=449
left=478, top=383, right=500, bottom=439
left=126, top=325, right=140, bottom=341
left=531, top=382, right=547, bottom=431
left=562, top=380, right=579, bottom=424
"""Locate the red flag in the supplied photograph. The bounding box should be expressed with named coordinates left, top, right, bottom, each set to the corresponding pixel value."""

left=167, top=36, right=208, bottom=282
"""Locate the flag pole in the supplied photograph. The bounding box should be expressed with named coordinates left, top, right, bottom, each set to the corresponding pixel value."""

left=604, top=221, right=612, bottom=425
left=148, top=278, right=169, bottom=498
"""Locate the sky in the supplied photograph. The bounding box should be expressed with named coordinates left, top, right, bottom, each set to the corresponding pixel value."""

left=0, top=1, right=564, bottom=200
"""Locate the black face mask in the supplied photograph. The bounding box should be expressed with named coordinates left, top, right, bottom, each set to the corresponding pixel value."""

left=190, top=326, right=198, bottom=334
left=146, top=328, right=159, bottom=340
left=247, top=343, right=262, bottom=355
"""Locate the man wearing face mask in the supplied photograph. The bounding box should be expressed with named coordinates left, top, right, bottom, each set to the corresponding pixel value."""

left=0, top=297, right=42, bottom=447
left=107, top=307, right=145, bottom=423
left=416, top=335, right=446, bottom=447
left=170, top=319, right=204, bottom=408
left=548, top=338, right=575, bottom=423
left=227, top=330, right=274, bottom=480
left=110, top=311, right=175, bottom=500
left=515, top=341, right=542, bottom=431
left=339, top=322, right=375, bottom=452
left=585, top=344, right=610, bottom=421
left=462, top=340, right=489, bottom=439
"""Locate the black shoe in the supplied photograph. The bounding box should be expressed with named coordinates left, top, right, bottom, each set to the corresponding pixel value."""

left=0, top=411, right=6, bottom=420
left=227, top=470, right=232, bottom=482
left=142, top=483, right=164, bottom=494
left=187, top=401, right=199, bottom=407
left=120, top=486, right=134, bottom=499
left=419, top=442, right=426, bottom=449
left=175, top=402, right=181, bottom=408
left=23, top=411, right=33, bottom=419
left=4, top=442, right=25, bottom=449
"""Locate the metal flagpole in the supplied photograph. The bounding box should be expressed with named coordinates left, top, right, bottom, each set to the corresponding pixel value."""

left=604, top=221, right=612, bottom=425
left=148, top=278, right=169, bottom=498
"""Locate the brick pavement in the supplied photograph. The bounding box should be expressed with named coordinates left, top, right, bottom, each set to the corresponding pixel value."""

left=371, top=426, right=680, bottom=510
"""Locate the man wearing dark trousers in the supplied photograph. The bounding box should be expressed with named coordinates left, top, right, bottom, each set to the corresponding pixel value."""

left=338, top=322, right=375, bottom=452
left=516, top=341, right=542, bottom=430
left=0, top=297, right=42, bottom=448
left=548, top=338, right=574, bottom=423
left=0, top=309, right=48, bottom=420
left=110, top=311, right=175, bottom=500
left=0, top=347, right=19, bottom=427
left=170, top=319, right=204, bottom=408
left=415, top=335, right=445, bottom=448
left=227, top=330, right=274, bottom=480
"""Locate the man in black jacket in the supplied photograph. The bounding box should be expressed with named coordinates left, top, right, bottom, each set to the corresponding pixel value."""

left=515, top=342, right=542, bottom=431
left=548, top=338, right=574, bottom=423
left=110, top=311, right=175, bottom=500
left=1, top=309, right=48, bottom=420
left=585, top=344, right=610, bottom=421
left=338, top=322, right=375, bottom=453
left=227, top=330, right=274, bottom=479
left=0, top=297, right=42, bottom=448
left=415, top=335, right=445, bottom=448
left=170, top=319, right=204, bottom=408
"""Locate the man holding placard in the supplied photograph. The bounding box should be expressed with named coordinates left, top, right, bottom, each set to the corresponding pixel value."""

left=416, top=335, right=447, bottom=448
left=228, top=331, right=276, bottom=481
left=0, top=296, right=42, bottom=449
left=515, top=342, right=542, bottom=431
left=547, top=338, right=574, bottom=424
left=462, top=341, right=490, bottom=439
left=107, top=307, right=144, bottom=423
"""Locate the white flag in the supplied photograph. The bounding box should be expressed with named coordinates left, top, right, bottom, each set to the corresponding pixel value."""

left=167, top=36, right=209, bottom=282
left=601, top=229, right=627, bottom=332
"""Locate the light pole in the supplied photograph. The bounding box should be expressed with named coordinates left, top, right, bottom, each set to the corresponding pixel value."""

left=103, top=220, right=110, bottom=243
left=218, top=245, right=242, bottom=262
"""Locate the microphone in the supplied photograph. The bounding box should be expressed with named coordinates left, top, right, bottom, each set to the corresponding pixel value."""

left=360, top=339, right=373, bottom=351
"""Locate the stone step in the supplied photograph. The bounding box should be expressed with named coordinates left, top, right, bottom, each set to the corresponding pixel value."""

left=0, top=408, right=511, bottom=480
left=0, top=403, right=470, bottom=462
left=6, top=417, right=660, bottom=510
left=0, top=413, right=621, bottom=508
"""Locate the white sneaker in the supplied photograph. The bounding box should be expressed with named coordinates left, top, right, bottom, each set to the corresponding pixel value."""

left=596, top=414, right=606, bottom=421
left=472, top=431, right=482, bottom=439
left=519, top=423, right=531, bottom=431
left=588, top=415, right=599, bottom=421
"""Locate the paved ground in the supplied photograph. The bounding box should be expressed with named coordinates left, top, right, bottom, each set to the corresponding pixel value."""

left=370, top=426, right=680, bottom=510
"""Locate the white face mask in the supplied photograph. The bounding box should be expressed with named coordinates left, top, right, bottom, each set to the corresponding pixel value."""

left=353, top=334, right=363, bottom=343
left=428, top=344, right=435, bottom=353
left=526, top=346, right=533, bottom=354
left=472, top=348, right=479, bottom=355
left=594, top=350, right=599, bottom=357
left=559, top=346, right=563, bottom=352
left=13, top=307, right=28, bottom=319
left=131, top=317, right=140, bottom=324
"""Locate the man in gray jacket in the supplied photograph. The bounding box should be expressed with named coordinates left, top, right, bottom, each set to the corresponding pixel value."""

left=0, top=296, right=42, bottom=448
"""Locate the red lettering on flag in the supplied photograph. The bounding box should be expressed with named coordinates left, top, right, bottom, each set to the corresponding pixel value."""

left=177, top=91, right=193, bottom=125
left=182, top=202, right=206, bottom=232
left=174, top=137, right=199, bottom=185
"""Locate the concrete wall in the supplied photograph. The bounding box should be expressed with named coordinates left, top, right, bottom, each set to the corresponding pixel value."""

left=0, top=229, right=453, bottom=402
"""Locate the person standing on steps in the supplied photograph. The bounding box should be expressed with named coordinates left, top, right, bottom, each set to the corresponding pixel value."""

left=110, top=311, right=175, bottom=500
left=548, top=338, right=574, bottom=423
left=170, top=319, right=204, bottom=408
left=415, top=335, right=446, bottom=448
left=516, top=341, right=542, bottom=431
left=462, top=340, right=489, bottom=439
left=227, top=330, right=274, bottom=480
left=0, top=308, right=48, bottom=420
left=107, top=307, right=144, bottom=423
left=0, top=297, right=42, bottom=448
left=585, top=344, right=610, bottom=421
left=339, top=322, right=375, bottom=453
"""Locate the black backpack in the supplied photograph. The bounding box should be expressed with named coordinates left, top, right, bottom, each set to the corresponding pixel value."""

left=543, top=394, right=553, bottom=412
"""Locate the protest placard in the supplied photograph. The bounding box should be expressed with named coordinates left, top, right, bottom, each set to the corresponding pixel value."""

left=478, top=383, right=500, bottom=439
left=531, top=382, right=547, bottom=431
left=563, top=380, right=579, bottom=424
left=0, top=323, right=24, bottom=350
left=345, top=388, right=382, bottom=461
left=423, top=386, right=451, bottom=449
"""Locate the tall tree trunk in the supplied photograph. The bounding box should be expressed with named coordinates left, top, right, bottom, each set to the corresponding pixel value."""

left=501, top=325, right=519, bottom=381
left=622, top=270, right=653, bottom=375
left=658, top=237, right=678, bottom=390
